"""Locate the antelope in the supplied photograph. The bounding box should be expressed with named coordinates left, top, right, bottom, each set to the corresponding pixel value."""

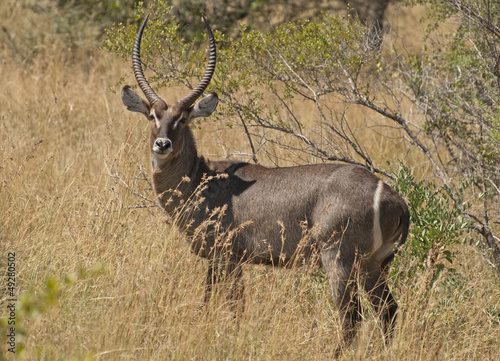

left=121, top=15, right=410, bottom=350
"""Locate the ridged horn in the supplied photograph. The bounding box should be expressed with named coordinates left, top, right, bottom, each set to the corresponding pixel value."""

left=177, top=15, right=217, bottom=110
left=132, top=14, right=162, bottom=107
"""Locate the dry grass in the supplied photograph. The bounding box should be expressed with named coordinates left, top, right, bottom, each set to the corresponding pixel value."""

left=1, top=1, right=499, bottom=360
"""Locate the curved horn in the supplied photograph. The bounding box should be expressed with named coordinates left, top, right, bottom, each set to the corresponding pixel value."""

left=132, top=14, right=162, bottom=107
left=177, top=15, right=217, bottom=110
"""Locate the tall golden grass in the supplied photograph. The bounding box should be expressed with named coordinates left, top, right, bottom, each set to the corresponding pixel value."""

left=1, top=1, right=499, bottom=360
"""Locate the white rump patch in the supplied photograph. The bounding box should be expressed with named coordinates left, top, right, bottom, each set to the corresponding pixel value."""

left=372, top=180, right=384, bottom=252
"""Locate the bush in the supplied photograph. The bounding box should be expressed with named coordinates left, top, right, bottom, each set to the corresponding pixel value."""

left=390, top=164, right=472, bottom=284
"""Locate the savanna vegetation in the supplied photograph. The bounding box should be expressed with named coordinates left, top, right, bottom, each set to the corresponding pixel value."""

left=1, top=0, right=499, bottom=360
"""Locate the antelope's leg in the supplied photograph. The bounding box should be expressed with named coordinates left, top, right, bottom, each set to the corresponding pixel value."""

left=362, top=265, right=398, bottom=342
left=226, top=260, right=245, bottom=314
left=204, top=257, right=245, bottom=313
left=204, top=261, right=219, bottom=305
left=321, top=249, right=362, bottom=348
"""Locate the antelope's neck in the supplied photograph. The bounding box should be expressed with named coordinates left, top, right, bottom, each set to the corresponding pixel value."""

left=151, top=133, right=204, bottom=214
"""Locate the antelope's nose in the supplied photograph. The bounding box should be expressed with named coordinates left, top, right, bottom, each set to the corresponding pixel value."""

left=154, top=138, right=172, bottom=152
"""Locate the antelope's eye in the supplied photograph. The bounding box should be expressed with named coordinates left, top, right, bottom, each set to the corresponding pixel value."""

left=174, top=113, right=188, bottom=129
left=149, top=109, right=162, bottom=128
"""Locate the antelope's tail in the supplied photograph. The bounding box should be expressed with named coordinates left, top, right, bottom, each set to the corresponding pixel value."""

left=381, top=207, right=410, bottom=270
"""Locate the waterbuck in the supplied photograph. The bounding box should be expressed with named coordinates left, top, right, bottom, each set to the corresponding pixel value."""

left=121, top=15, right=410, bottom=349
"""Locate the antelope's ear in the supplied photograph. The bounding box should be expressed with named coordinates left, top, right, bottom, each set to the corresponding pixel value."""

left=121, top=85, right=151, bottom=119
left=188, top=92, right=218, bottom=120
